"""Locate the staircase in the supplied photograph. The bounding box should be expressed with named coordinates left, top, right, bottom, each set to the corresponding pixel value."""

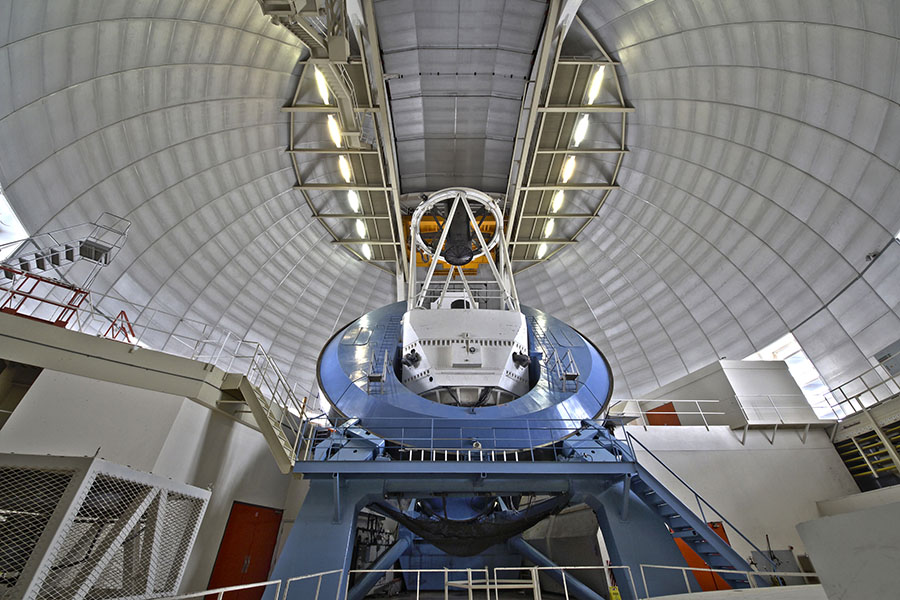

left=603, top=432, right=776, bottom=589
left=835, top=421, right=900, bottom=490
left=367, top=315, right=401, bottom=394
left=220, top=343, right=312, bottom=474
left=628, top=469, right=755, bottom=588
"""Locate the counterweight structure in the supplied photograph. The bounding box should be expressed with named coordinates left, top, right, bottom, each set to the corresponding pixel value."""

left=268, top=189, right=763, bottom=600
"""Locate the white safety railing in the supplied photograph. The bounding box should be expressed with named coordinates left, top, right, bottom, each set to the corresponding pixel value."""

left=159, top=565, right=648, bottom=600
left=638, top=564, right=819, bottom=598
left=1, top=272, right=316, bottom=467
left=156, top=579, right=282, bottom=599
left=824, top=359, right=900, bottom=418
left=606, top=398, right=725, bottom=430
left=494, top=565, right=639, bottom=600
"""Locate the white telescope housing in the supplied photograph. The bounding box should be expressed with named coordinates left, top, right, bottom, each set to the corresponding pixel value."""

left=401, top=188, right=529, bottom=406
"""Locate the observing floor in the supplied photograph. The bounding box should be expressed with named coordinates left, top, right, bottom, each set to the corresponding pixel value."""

left=649, top=584, right=827, bottom=600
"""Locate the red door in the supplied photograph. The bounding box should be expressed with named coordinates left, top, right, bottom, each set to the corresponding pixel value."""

left=207, top=502, right=284, bottom=600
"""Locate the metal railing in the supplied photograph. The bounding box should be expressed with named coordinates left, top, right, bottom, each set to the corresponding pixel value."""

left=302, top=415, right=636, bottom=463
left=638, top=564, right=818, bottom=598
left=735, top=393, right=840, bottom=421
left=156, top=579, right=282, bottom=599
left=606, top=399, right=725, bottom=430
left=493, top=565, right=639, bottom=600
left=0, top=269, right=316, bottom=466
left=155, top=565, right=646, bottom=600
left=824, top=359, right=900, bottom=418
left=154, top=562, right=822, bottom=600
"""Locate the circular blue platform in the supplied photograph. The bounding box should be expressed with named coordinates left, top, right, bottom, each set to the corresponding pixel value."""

left=316, top=302, right=613, bottom=450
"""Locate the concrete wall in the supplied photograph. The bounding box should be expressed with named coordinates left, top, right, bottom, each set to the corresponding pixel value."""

left=816, top=485, right=900, bottom=517
left=624, top=425, right=859, bottom=560
left=0, top=369, right=292, bottom=593
left=797, top=501, right=900, bottom=600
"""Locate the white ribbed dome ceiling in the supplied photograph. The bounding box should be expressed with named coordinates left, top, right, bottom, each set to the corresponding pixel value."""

left=1, top=0, right=898, bottom=400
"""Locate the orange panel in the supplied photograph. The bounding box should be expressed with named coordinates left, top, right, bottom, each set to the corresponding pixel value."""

left=646, top=402, right=681, bottom=426
left=673, top=522, right=732, bottom=592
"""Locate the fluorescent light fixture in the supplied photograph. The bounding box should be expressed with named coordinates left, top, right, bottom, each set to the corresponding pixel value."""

left=355, top=219, right=366, bottom=237
left=573, top=114, right=589, bottom=147
left=537, top=243, right=548, bottom=259
left=327, top=114, right=342, bottom=148
left=561, top=156, right=576, bottom=183
left=348, top=190, right=360, bottom=213
left=587, top=65, right=606, bottom=105
left=551, top=190, right=565, bottom=213
left=543, top=219, right=555, bottom=237
left=338, top=155, right=352, bottom=182
left=314, top=67, right=330, bottom=104
left=361, top=243, right=372, bottom=259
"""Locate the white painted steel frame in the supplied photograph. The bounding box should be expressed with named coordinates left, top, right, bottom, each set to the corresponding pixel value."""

left=0, top=454, right=209, bottom=600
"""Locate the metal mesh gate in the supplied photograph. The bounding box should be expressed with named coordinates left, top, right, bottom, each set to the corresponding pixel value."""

left=0, top=455, right=209, bottom=600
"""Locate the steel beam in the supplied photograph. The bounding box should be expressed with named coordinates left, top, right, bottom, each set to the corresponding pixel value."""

left=294, top=184, right=391, bottom=191
left=504, top=0, right=562, bottom=241
left=294, top=460, right=636, bottom=476
left=508, top=537, right=607, bottom=600
left=520, top=213, right=602, bottom=219
left=522, top=184, right=619, bottom=191
left=346, top=538, right=412, bottom=600
left=535, top=148, right=628, bottom=155
left=538, top=105, right=634, bottom=113
left=332, top=240, right=399, bottom=246
left=558, top=58, right=620, bottom=65
left=287, top=148, right=379, bottom=154
left=281, top=105, right=379, bottom=112
left=315, top=214, right=391, bottom=219
left=509, top=240, right=578, bottom=245
left=360, top=0, right=408, bottom=279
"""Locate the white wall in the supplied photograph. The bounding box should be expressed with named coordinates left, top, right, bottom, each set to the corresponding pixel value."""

left=624, top=425, right=859, bottom=559
left=0, top=369, right=292, bottom=593
left=797, top=501, right=900, bottom=600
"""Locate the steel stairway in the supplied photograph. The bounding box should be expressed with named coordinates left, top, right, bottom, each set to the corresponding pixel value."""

left=628, top=467, right=755, bottom=588
left=596, top=431, right=772, bottom=590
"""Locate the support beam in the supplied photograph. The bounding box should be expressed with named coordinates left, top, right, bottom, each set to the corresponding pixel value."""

left=538, top=105, right=635, bottom=113
left=558, top=58, right=620, bottom=65
left=503, top=0, right=562, bottom=240
left=509, top=239, right=578, bottom=246
left=332, top=240, right=399, bottom=246
left=315, top=214, right=391, bottom=220
left=287, top=148, right=379, bottom=155
left=360, top=0, right=408, bottom=279
left=281, top=105, right=379, bottom=113
left=535, top=148, right=628, bottom=155
left=294, top=184, right=391, bottom=191
left=522, top=184, right=619, bottom=191
left=346, top=538, right=412, bottom=600
left=520, top=213, right=602, bottom=219
left=508, top=536, right=607, bottom=600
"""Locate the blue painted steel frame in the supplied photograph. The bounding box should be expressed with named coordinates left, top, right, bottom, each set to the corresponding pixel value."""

left=317, top=302, right=614, bottom=449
